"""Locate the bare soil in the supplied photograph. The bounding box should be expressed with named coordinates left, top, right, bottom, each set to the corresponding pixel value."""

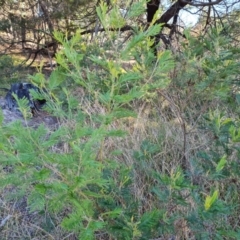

left=0, top=97, right=59, bottom=129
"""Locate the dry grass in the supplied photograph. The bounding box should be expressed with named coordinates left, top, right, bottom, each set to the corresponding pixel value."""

left=0, top=36, right=238, bottom=239
left=0, top=86, right=235, bottom=239
left=0, top=193, right=78, bottom=239
left=0, top=67, right=226, bottom=239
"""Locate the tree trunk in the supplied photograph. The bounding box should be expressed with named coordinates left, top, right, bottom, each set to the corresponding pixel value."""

left=149, top=0, right=191, bottom=54
left=156, top=0, right=190, bottom=24
left=147, top=0, right=160, bottom=23
left=38, top=0, right=57, bottom=53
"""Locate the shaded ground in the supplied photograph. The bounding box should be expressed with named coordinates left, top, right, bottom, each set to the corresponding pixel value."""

left=0, top=97, right=58, bottom=129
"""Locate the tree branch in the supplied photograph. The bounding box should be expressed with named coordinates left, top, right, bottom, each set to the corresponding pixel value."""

left=180, top=0, right=223, bottom=6
left=79, top=25, right=134, bottom=35
left=156, top=0, right=191, bottom=24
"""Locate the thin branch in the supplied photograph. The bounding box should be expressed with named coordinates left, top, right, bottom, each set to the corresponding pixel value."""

left=0, top=215, right=12, bottom=228
left=203, top=1, right=212, bottom=31
left=180, top=0, right=223, bottom=7
left=78, top=25, right=134, bottom=36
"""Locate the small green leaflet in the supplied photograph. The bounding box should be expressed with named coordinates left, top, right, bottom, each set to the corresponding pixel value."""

left=204, top=190, right=219, bottom=211
left=48, top=69, right=65, bottom=90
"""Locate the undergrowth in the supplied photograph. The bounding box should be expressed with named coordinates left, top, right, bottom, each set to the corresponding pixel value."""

left=0, top=3, right=240, bottom=240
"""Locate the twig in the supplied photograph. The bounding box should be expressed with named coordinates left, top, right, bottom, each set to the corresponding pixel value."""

left=0, top=215, right=12, bottom=228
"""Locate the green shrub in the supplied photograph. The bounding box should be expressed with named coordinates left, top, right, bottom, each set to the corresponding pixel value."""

left=0, top=4, right=173, bottom=239
left=1, top=5, right=240, bottom=240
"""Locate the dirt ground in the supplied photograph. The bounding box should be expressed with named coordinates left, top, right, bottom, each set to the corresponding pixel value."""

left=0, top=97, right=59, bottom=129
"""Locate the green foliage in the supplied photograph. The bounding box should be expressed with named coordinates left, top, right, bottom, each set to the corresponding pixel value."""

left=126, top=0, right=146, bottom=19
left=0, top=3, right=173, bottom=239
left=0, top=55, right=14, bottom=87
left=0, top=55, right=13, bottom=69
left=1, top=5, right=240, bottom=240
left=181, top=28, right=240, bottom=105
left=167, top=27, right=240, bottom=239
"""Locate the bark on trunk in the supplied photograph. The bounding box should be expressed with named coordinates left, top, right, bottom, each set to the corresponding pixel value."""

left=149, top=0, right=191, bottom=54
left=156, top=0, right=190, bottom=24
left=147, top=0, right=160, bottom=23
left=38, top=0, right=57, bottom=53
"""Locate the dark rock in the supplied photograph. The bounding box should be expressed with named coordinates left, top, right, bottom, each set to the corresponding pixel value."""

left=0, top=97, right=58, bottom=130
